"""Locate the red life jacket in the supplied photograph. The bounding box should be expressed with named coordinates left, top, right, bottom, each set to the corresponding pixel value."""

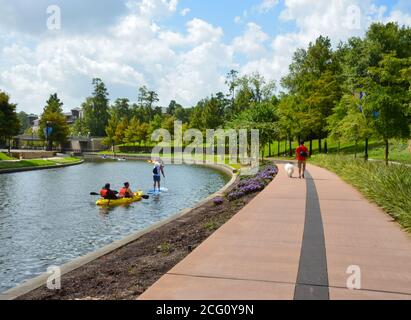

left=100, top=189, right=108, bottom=198
left=119, top=187, right=128, bottom=198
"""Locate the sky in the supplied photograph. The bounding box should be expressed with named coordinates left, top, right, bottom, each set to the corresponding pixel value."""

left=0, top=0, right=410, bottom=114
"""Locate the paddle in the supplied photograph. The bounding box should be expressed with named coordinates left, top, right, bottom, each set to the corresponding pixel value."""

left=90, top=192, right=150, bottom=200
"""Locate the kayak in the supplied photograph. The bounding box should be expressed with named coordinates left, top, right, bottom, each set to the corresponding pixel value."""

left=96, top=191, right=143, bottom=207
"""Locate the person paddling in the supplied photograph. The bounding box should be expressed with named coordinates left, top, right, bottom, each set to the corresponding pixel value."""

left=153, top=161, right=165, bottom=193
left=100, top=183, right=118, bottom=200
left=296, top=141, right=309, bottom=179
left=119, top=182, right=134, bottom=199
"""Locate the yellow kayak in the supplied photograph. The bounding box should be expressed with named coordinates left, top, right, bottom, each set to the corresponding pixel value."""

left=96, top=191, right=143, bottom=207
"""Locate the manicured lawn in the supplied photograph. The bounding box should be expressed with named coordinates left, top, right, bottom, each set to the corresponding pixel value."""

left=311, top=154, right=411, bottom=232
left=0, top=152, right=15, bottom=160
left=0, top=157, right=82, bottom=170
left=264, top=139, right=411, bottom=164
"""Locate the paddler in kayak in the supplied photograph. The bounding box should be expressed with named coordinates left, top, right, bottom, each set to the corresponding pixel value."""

left=153, top=160, right=165, bottom=193
left=119, top=182, right=134, bottom=199
left=100, top=183, right=118, bottom=200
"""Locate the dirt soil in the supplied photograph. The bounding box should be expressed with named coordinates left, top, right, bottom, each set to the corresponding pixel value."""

left=19, top=180, right=263, bottom=300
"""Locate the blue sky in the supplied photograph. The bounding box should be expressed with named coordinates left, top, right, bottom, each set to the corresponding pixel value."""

left=0, top=0, right=410, bottom=114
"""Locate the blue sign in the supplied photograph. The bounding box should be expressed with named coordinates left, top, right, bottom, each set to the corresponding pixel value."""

left=373, top=111, right=380, bottom=119
left=44, top=126, right=53, bottom=139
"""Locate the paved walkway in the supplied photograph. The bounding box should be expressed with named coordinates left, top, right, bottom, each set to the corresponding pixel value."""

left=139, top=164, right=411, bottom=300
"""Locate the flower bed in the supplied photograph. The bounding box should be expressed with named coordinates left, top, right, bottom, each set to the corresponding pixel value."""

left=226, top=165, right=278, bottom=201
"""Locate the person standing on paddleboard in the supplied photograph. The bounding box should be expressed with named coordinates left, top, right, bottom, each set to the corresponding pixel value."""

left=153, top=161, right=165, bottom=193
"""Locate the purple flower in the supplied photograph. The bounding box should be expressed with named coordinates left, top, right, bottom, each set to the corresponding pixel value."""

left=214, top=197, right=224, bottom=205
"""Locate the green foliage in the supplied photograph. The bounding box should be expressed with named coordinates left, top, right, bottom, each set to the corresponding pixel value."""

left=111, top=98, right=131, bottom=120
left=71, top=117, right=89, bottom=136
left=17, top=111, right=30, bottom=134
left=311, top=155, right=411, bottom=231
left=228, top=101, right=279, bottom=153
left=0, top=157, right=81, bottom=170
left=124, top=117, right=149, bottom=145
left=39, top=93, right=69, bottom=146
left=83, top=78, right=110, bottom=137
left=104, top=115, right=128, bottom=149
left=0, top=91, right=20, bottom=144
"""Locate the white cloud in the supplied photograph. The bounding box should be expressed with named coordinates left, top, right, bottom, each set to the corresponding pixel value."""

left=256, top=0, right=279, bottom=13
left=126, top=0, right=178, bottom=17
left=0, top=1, right=230, bottom=113
left=232, top=23, right=269, bottom=57
left=159, top=18, right=223, bottom=47
left=180, top=8, right=190, bottom=16
left=234, top=16, right=242, bottom=24
left=383, top=10, right=411, bottom=26
left=237, top=0, right=411, bottom=92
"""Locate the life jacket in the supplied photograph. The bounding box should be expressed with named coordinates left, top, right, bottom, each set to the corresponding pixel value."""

left=153, top=165, right=161, bottom=175
left=100, top=189, right=108, bottom=198
left=119, top=187, right=128, bottom=198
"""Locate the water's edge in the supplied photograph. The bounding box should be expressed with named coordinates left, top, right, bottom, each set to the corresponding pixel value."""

left=0, top=160, right=84, bottom=175
left=0, top=161, right=238, bottom=300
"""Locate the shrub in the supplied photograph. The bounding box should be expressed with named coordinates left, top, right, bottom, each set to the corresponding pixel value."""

left=311, top=155, right=411, bottom=231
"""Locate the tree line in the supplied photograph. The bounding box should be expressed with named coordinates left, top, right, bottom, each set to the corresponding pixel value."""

left=1, top=22, right=410, bottom=163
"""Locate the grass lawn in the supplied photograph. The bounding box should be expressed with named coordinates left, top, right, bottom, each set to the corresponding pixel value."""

left=0, top=152, right=16, bottom=160
left=311, top=154, right=411, bottom=232
left=0, top=157, right=82, bottom=170
left=264, top=139, right=411, bottom=164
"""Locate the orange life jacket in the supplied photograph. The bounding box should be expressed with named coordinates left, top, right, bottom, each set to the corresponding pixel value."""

left=119, top=187, right=128, bottom=198
left=100, top=189, right=108, bottom=198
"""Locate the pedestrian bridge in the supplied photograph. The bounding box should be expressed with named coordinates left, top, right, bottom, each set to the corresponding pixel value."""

left=12, top=135, right=105, bottom=154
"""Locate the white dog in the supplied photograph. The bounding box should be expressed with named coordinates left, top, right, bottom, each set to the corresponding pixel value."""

left=285, top=163, right=296, bottom=178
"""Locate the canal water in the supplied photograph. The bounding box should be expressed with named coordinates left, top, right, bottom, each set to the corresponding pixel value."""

left=0, top=159, right=229, bottom=292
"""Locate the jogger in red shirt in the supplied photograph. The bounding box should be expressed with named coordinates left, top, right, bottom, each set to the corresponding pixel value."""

left=296, top=141, right=309, bottom=179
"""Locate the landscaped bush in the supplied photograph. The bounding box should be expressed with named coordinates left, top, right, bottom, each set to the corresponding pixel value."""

left=227, top=165, right=278, bottom=201
left=311, top=155, right=411, bottom=231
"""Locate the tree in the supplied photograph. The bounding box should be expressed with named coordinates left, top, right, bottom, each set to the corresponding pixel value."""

left=83, top=78, right=110, bottom=137
left=328, top=94, right=373, bottom=157
left=71, top=117, right=89, bottom=136
left=125, top=117, right=149, bottom=146
left=111, top=98, right=131, bottom=120
left=17, top=111, right=30, bottom=134
left=148, top=114, right=163, bottom=141
left=225, top=69, right=239, bottom=114
left=228, top=101, right=279, bottom=159
left=0, top=91, right=20, bottom=153
left=39, top=93, right=70, bottom=150
left=104, top=116, right=128, bottom=152
left=363, top=53, right=410, bottom=164
left=138, top=86, right=159, bottom=109
left=281, top=36, right=342, bottom=153
left=162, top=115, right=177, bottom=138
left=104, top=115, right=120, bottom=152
